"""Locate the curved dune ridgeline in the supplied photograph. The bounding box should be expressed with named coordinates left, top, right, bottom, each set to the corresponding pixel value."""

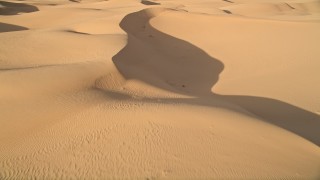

left=113, top=8, right=320, bottom=146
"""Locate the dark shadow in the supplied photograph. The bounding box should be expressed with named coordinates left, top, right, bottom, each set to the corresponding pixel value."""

left=285, top=3, right=295, bottom=10
left=111, top=8, right=320, bottom=146
left=0, top=1, right=39, bottom=15
left=64, top=29, right=90, bottom=35
left=223, top=0, right=234, bottom=3
left=113, top=8, right=224, bottom=97
left=0, top=22, right=28, bottom=33
left=223, top=95, right=320, bottom=145
left=222, top=9, right=232, bottom=14
left=69, top=0, right=80, bottom=3
left=47, top=4, right=58, bottom=6
left=141, top=0, right=160, bottom=6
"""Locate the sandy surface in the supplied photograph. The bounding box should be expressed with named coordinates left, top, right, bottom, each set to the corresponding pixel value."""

left=0, top=0, right=320, bottom=179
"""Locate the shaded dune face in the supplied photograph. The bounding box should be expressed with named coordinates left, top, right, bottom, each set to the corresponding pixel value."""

left=141, top=0, right=160, bottom=6
left=113, top=8, right=320, bottom=147
left=222, top=95, right=320, bottom=146
left=0, top=1, right=39, bottom=15
left=0, top=22, right=28, bottom=33
left=113, top=8, right=224, bottom=97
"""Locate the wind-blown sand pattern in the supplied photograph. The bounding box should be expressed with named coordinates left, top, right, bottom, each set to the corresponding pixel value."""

left=0, top=0, right=320, bottom=179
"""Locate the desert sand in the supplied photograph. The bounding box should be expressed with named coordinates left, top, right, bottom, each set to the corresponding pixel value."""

left=0, top=0, right=320, bottom=179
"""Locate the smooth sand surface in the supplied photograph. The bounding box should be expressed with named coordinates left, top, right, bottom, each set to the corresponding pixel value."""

left=0, top=0, right=320, bottom=179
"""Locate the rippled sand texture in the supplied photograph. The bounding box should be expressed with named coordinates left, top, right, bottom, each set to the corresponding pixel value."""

left=0, top=0, right=320, bottom=179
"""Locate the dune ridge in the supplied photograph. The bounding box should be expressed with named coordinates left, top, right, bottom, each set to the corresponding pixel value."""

left=113, top=7, right=320, bottom=146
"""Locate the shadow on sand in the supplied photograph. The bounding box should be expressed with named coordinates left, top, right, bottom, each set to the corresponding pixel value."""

left=111, top=8, right=320, bottom=146
left=0, top=1, right=39, bottom=15
left=0, top=22, right=28, bottom=33
left=141, top=0, right=160, bottom=6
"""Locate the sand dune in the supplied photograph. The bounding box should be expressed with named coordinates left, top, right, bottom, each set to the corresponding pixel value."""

left=0, top=0, right=320, bottom=179
left=116, top=7, right=320, bottom=145
left=220, top=1, right=320, bottom=20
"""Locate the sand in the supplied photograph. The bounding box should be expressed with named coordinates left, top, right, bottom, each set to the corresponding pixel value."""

left=0, top=0, right=320, bottom=179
